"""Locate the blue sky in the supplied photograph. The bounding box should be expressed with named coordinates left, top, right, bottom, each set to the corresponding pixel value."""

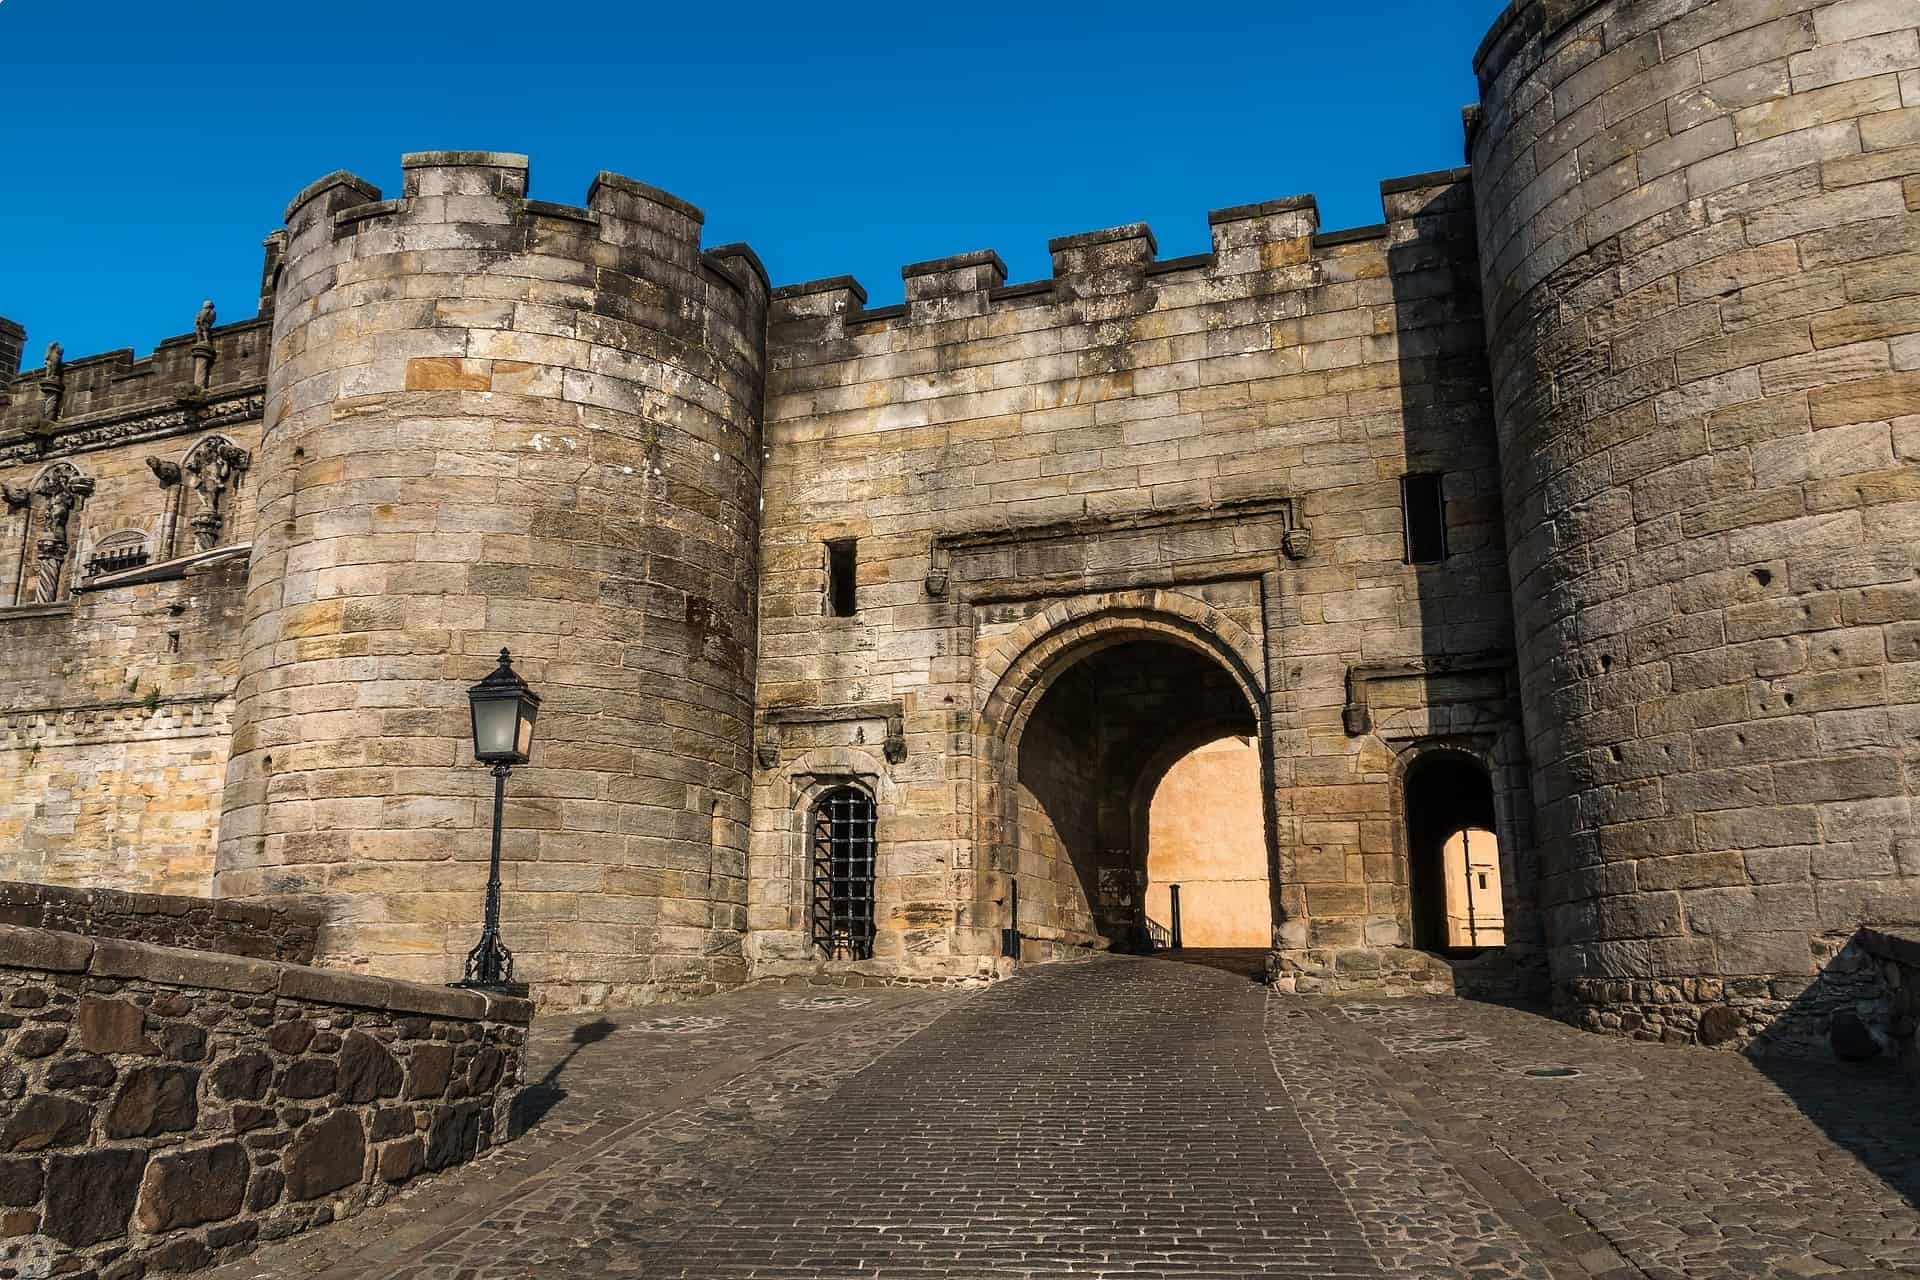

left=0, top=0, right=1506, bottom=361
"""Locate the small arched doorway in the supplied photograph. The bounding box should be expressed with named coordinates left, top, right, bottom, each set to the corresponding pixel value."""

left=1404, top=752, right=1504, bottom=952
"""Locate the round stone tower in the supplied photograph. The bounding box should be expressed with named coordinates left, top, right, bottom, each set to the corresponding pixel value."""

left=1474, top=1, right=1920, bottom=1044
left=216, top=152, right=769, bottom=1007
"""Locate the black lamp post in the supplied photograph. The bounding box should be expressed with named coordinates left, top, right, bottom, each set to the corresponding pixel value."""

left=453, top=648, right=540, bottom=996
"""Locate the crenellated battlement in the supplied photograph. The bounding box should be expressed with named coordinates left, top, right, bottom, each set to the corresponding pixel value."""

left=276, top=152, right=767, bottom=314
left=769, top=168, right=1477, bottom=336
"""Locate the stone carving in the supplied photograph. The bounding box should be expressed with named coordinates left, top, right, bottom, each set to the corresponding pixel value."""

left=39, top=342, right=64, bottom=421
left=2, top=484, right=28, bottom=511
left=0, top=392, right=264, bottom=468
left=146, top=457, right=182, bottom=488
left=182, top=437, right=250, bottom=550
left=756, top=726, right=781, bottom=770
left=884, top=712, right=907, bottom=764
left=31, top=464, right=94, bottom=602
left=192, top=301, right=217, bottom=390
left=1282, top=526, right=1312, bottom=561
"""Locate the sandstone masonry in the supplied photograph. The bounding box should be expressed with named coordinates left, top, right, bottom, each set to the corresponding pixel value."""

left=1, top=0, right=1917, bottom=1049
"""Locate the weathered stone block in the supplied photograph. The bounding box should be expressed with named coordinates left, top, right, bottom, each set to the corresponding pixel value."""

left=134, top=1141, right=247, bottom=1232
left=285, top=1110, right=366, bottom=1201
left=42, top=1148, right=145, bottom=1247
left=338, top=1032, right=403, bottom=1104
left=1, top=1095, right=92, bottom=1152
left=104, top=1066, right=199, bottom=1139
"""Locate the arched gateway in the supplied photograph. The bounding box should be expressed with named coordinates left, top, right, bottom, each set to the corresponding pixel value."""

left=970, top=597, right=1278, bottom=961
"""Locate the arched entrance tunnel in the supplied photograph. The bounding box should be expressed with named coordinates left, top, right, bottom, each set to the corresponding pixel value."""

left=1012, top=637, right=1271, bottom=954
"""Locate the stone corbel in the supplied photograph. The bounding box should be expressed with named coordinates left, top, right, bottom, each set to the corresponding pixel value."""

left=1, top=484, right=28, bottom=512
left=884, top=712, right=907, bottom=764
left=756, top=725, right=781, bottom=770
left=924, top=541, right=950, bottom=599
left=1282, top=525, right=1312, bottom=561
left=147, top=458, right=182, bottom=488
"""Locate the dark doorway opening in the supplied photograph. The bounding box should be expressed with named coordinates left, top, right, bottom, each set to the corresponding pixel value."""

left=1405, top=752, right=1502, bottom=953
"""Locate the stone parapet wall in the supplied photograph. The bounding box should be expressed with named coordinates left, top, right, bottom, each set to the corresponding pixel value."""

left=0, top=882, right=318, bottom=964
left=0, top=924, right=528, bottom=1276
left=1473, top=0, right=1920, bottom=1022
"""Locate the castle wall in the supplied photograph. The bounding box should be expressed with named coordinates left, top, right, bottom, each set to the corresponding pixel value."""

left=753, top=174, right=1541, bottom=993
left=1474, top=0, right=1920, bottom=1039
left=0, top=319, right=266, bottom=898
left=214, top=154, right=769, bottom=1006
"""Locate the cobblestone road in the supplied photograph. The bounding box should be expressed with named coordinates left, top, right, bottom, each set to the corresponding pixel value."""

left=209, top=954, right=1920, bottom=1279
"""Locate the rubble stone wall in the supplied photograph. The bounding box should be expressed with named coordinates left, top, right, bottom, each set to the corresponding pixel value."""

left=1473, top=0, right=1920, bottom=1041
left=0, top=924, right=527, bottom=1277
left=0, top=882, right=317, bottom=964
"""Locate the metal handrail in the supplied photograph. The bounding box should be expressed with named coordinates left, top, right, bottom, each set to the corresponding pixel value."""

left=1145, top=916, right=1172, bottom=951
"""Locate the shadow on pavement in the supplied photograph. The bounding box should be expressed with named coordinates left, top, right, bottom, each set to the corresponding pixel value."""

left=511, top=1016, right=617, bottom=1135
left=1147, top=948, right=1270, bottom=983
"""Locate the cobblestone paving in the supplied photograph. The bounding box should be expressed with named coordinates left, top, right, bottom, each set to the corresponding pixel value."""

left=207, top=955, right=1920, bottom=1279
left=1306, top=995, right=1920, bottom=1280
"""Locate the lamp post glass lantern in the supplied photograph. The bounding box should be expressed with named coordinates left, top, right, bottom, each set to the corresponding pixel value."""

left=455, top=648, right=540, bottom=995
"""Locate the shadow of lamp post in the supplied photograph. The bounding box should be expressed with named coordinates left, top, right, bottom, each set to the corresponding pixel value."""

left=452, top=648, right=540, bottom=998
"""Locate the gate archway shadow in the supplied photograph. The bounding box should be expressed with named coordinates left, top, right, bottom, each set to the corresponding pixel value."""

left=1148, top=947, right=1270, bottom=983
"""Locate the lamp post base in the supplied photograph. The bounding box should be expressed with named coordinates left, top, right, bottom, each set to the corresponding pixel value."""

left=448, top=979, right=530, bottom=999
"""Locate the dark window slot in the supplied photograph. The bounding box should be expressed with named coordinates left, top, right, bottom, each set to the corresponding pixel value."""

left=827, top=539, right=858, bottom=617
left=1403, top=473, right=1447, bottom=564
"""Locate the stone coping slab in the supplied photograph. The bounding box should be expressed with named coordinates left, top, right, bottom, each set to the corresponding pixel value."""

left=0, top=922, right=532, bottom=1024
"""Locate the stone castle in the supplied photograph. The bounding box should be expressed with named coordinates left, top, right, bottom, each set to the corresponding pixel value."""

left=2, top=0, right=1917, bottom=1049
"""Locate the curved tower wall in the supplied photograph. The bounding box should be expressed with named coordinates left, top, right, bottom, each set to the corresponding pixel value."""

left=216, top=152, right=768, bottom=1006
left=1475, top=0, right=1920, bottom=1041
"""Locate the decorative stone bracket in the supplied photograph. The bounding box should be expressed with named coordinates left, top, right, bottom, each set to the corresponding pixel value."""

left=758, top=701, right=908, bottom=769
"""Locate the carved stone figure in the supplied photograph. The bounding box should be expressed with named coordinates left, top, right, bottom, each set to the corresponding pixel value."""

left=30, top=466, right=93, bottom=602
left=1, top=484, right=28, bottom=511
left=38, top=342, right=64, bottom=421
left=191, top=302, right=217, bottom=389
left=146, top=457, right=182, bottom=487
left=183, top=439, right=250, bottom=549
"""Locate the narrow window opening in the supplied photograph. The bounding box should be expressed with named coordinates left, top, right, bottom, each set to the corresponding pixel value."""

left=826, top=539, right=857, bottom=617
left=1402, top=472, right=1447, bottom=564
left=810, top=786, right=876, bottom=960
